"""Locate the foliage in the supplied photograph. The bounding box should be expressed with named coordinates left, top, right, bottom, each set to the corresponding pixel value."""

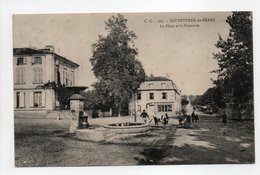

left=43, top=81, right=74, bottom=109
left=181, top=98, right=189, bottom=106
left=90, top=14, right=146, bottom=116
left=212, top=12, right=253, bottom=103
left=188, top=95, right=200, bottom=106
left=193, top=86, right=225, bottom=108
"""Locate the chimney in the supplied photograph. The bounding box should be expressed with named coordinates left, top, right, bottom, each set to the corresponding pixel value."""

left=44, top=45, right=55, bottom=53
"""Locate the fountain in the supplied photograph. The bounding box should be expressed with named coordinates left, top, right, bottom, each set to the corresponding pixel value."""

left=76, top=122, right=150, bottom=142
left=68, top=94, right=150, bottom=142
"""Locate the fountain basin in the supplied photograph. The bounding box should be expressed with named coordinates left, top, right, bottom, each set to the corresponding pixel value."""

left=76, top=122, right=149, bottom=142
left=103, top=122, right=149, bottom=134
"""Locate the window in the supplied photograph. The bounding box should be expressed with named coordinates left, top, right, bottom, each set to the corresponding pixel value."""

left=65, top=72, right=68, bottom=86
left=149, top=83, right=153, bottom=89
left=63, top=70, right=66, bottom=85
left=32, top=57, right=42, bottom=64
left=33, top=67, right=43, bottom=84
left=70, top=72, right=74, bottom=86
left=15, top=67, right=25, bottom=84
left=54, top=67, right=58, bottom=83
left=137, top=93, right=141, bottom=100
left=17, top=57, right=27, bottom=65
left=137, top=105, right=141, bottom=112
left=162, top=92, right=167, bottom=99
left=168, top=105, right=172, bottom=111
left=16, top=92, right=25, bottom=108
left=71, top=72, right=75, bottom=85
left=158, top=105, right=161, bottom=112
left=162, top=105, right=165, bottom=111
left=33, top=92, right=42, bottom=107
left=161, top=83, right=166, bottom=88
left=158, top=104, right=172, bottom=112
left=149, top=93, right=154, bottom=100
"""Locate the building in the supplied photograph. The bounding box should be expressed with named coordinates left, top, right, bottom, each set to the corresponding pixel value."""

left=129, top=76, right=181, bottom=117
left=13, top=46, right=80, bottom=115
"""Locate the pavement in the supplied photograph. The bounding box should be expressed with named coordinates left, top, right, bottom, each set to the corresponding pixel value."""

left=14, top=112, right=255, bottom=166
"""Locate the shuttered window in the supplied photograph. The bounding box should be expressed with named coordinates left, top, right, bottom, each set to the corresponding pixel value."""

left=33, top=67, right=43, bottom=83
left=30, top=91, right=45, bottom=107
left=158, top=104, right=172, bottom=112
left=33, top=92, right=42, bottom=107
left=162, top=92, right=167, bottom=99
left=149, top=93, right=154, bottom=100
left=15, top=67, right=25, bottom=84
left=17, top=57, right=27, bottom=65
left=137, top=93, right=141, bottom=100
left=16, top=92, right=25, bottom=108
left=32, top=57, right=42, bottom=64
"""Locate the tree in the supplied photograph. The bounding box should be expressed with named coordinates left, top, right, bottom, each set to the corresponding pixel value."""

left=213, top=12, right=253, bottom=103
left=90, top=14, right=146, bottom=116
left=194, top=86, right=225, bottom=108
left=43, top=81, right=74, bottom=109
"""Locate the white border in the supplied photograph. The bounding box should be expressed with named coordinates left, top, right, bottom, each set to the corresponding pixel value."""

left=1, top=0, right=259, bottom=175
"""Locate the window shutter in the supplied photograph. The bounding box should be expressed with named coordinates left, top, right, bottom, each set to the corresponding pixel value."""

left=31, top=57, right=35, bottom=64
left=17, top=68, right=20, bottom=83
left=14, top=92, right=16, bottom=108
left=39, top=68, right=43, bottom=83
left=23, top=58, right=27, bottom=64
left=15, top=68, right=18, bottom=83
left=29, top=92, right=34, bottom=107
left=42, top=91, right=45, bottom=107
left=21, top=68, right=25, bottom=83
left=20, top=92, right=25, bottom=107
left=33, top=68, right=36, bottom=83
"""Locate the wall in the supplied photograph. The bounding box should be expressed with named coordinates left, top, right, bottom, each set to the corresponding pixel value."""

left=14, top=89, right=55, bottom=111
left=129, top=80, right=181, bottom=117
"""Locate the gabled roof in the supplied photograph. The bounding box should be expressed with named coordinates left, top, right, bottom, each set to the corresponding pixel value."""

left=69, top=94, right=84, bottom=100
left=13, top=47, right=79, bottom=67
left=13, top=48, right=46, bottom=55
left=145, top=76, right=172, bottom=81
left=140, top=76, right=181, bottom=95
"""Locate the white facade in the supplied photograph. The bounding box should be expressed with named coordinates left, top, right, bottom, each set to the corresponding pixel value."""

left=13, top=47, right=79, bottom=113
left=129, top=76, right=181, bottom=117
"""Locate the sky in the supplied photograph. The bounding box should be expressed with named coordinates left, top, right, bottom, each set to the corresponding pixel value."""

left=13, top=12, right=230, bottom=95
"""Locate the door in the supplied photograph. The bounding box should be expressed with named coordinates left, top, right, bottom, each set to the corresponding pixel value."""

left=16, top=92, right=20, bottom=108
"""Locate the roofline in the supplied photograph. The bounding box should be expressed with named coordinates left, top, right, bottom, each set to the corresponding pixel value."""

left=138, top=89, right=178, bottom=91
left=54, top=53, right=79, bottom=67
left=145, top=79, right=172, bottom=82
left=13, top=47, right=80, bottom=67
left=143, top=79, right=180, bottom=93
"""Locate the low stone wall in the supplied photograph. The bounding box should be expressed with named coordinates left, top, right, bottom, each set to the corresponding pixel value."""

left=14, top=110, right=48, bottom=119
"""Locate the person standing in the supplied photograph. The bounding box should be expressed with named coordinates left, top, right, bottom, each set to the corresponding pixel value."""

left=191, top=111, right=195, bottom=123
left=140, top=110, right=150, bottom=123
left=222, top=110, right=228, bottom=125
left=162, top=113, right=169, bottom=126
left=191, top=107, right=196, bottom=122
left=195, top=114, right=199, bottom=122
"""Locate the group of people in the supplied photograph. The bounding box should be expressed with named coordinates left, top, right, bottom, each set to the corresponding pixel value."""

left=178, top=107, right=199, bottom=127
left=140, top=110, right=169, bottom=126
left=138, top=106, right=228, bottom=131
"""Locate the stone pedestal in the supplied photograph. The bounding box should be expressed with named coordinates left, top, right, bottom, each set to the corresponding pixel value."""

left=68, top=94, right=85, bottom=133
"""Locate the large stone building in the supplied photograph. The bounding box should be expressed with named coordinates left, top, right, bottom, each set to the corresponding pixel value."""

left=129, top=76, right=181, bottom=117
left=13, top=46, right=80, bottom=115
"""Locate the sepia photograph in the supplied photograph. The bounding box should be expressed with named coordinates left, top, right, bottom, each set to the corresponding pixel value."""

left=12, top=11, right=254, bottom=167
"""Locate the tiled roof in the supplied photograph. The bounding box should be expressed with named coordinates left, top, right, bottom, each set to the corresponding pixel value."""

left=145, top=76, right=172, bottom=81
left=13, top=48, right=46, bottom=55
left=13, top=47, right=79, bottom=67
left=69, top=94, right=84, bottom=100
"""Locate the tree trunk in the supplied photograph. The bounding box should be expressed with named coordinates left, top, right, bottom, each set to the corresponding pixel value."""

left=118, top=103, right=121, bottom=117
